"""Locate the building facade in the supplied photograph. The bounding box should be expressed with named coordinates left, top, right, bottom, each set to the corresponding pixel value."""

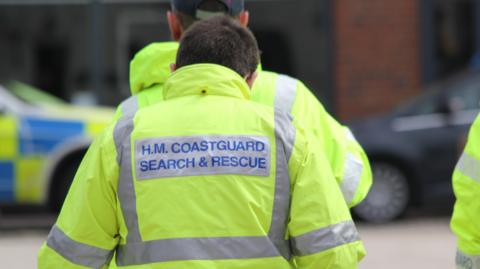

left=0, top=0, right=478, bottom=120
left=334, top=0, right=480, bottom=120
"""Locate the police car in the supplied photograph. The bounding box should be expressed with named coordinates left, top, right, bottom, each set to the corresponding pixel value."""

left=0, top=81, right=114, bottom=210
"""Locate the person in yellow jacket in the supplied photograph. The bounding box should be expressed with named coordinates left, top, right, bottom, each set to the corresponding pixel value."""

left=38, top=16, right=365, bottom=268
left=451, top=114, right=480, bottom=269
left=125, top=0, right=372, bottom=208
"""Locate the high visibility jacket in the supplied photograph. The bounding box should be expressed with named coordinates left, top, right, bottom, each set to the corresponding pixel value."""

left=126, top=42, right=371, bottom=207
left=451, top=114, right=480, bottom=269
left=38, top=64, right=366, bottom=268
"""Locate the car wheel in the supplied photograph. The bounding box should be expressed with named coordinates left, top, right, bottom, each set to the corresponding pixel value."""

left=51, top=158, right=80, bottom=212
left=353, top=162, right=410, bottom=223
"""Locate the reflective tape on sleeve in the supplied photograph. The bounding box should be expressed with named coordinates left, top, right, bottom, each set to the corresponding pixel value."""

left=46, top=225, right=114, bottom=269
left=291, top=220, right=361, bottom=257
left=456, top=152, right=480, bottom=183
left=341, top=153, right=363, bottom=205
left=345, top=128, right=357, bottom=142
left=456, top=249, right=480, bottom=269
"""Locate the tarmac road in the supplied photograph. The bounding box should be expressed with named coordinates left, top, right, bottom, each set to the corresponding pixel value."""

left=0, top=214, right=456, bottom=268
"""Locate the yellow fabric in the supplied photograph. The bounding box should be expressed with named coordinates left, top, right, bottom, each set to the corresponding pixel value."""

left=294, top=241, right=365, bottom=269
left=38, top=122, right=121, bottom=268
left=451, top=115, right=480, bottom=255
left=0, top=116, right=17, bottom=158
left=133, top=65, right=273, bottom=240
left=130, top=42, right=179, bottom=96
left=39, top=64, right=365, bottom=268
left=126, top=42, right=372, bottom=208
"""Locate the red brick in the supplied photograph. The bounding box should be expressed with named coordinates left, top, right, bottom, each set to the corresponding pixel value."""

left=333, top=0, right=421, bottom=120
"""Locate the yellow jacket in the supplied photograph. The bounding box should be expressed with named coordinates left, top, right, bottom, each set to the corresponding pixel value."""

left=38, top=64, right=365, bottom=268
left=451, top=114, right=480, bottom=269
left=128, top=42, right=372, bottom=207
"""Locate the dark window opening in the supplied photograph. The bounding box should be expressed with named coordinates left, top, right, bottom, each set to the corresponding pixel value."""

left=253, top=30, right=294, bottom=76
left=432, top=0, right=475, bottom=78
left=34, top=43, right=69, bottom=100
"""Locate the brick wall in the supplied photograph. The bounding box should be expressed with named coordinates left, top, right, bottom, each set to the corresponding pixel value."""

left=333, top=0, right=422, bottom=120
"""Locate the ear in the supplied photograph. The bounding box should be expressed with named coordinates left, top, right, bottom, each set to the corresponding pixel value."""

left=170, top=63, right=177, bottom=72
left=167, top=11, right=183, bottom=41
left=238, top=11, right=249, bottom=27
left=245, top=71, right=258, bottom=88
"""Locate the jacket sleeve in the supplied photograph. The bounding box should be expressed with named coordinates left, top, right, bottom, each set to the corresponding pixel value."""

left=38, top=125, right=120, bottom=269
left=288, top=139, right=366, bottom=269
left=291, top=81, right=372, bottom=207
left=451, top=116, right=480, bottom=269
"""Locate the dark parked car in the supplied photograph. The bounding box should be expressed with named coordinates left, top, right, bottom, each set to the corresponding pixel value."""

left=349, top=70, right=480, bottom=222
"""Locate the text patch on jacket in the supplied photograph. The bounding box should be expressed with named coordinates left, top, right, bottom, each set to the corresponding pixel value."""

left=135, top=135, right=271, bottom=180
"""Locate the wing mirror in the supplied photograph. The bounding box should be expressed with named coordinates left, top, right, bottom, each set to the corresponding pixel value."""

left=437, top=97, right=465, bottom=115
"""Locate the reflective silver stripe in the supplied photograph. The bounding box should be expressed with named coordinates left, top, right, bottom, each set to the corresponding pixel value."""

left=456, top=249, right=480, bottom=269
left=46, top=225, right=114, bottom=269
left=291, top=220, right=361, bottom=257
left=341, top=153, right=363, bottom=205
left=268, top=74, right=297, bottom=259
left=274, top=74, right=297, bottom=161
left=345, top=128, right=357, bottom=142
left=114, top=96, right=142, bottom=243
left=116, top=236, right=278, bottom=265
left=456, top=152, right=480, bottom=183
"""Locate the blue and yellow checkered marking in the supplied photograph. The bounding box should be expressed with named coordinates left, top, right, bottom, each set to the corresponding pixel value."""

left=0, top=116, right=87, bottom=202
left=19, top=117, right=85, bottom=156
left=0, top=161, right=14, bottom=202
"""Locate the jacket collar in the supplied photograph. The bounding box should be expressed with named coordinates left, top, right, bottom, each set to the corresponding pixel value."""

left=163, top=64, right=251, bottom=100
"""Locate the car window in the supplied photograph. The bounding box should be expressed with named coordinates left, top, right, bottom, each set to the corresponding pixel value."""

left=446, top=79, right=480, bottom=112
left=395, top=87, right=442, bottom=117
left=395, top=72, right=480, bottom=117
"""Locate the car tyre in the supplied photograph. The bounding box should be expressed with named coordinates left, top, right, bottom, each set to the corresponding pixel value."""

left=51, top=158, right=80, bottom=212
left=353, top=162, right=410, bottom=223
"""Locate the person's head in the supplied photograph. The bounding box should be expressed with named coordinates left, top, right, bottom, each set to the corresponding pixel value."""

left=168, top=0, right=248, bottom=41
left=173, top=15, right=260, bottom=87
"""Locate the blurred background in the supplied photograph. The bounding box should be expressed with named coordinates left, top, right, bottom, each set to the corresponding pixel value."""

left=1, top=0, right=479, bottom=268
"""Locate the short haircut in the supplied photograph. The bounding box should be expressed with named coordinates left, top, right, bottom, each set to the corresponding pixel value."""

left=176, top=15, right=260, bottom=77
left=174, top=0, right=232, bottom=30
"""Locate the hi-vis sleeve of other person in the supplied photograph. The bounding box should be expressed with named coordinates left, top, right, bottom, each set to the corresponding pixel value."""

left=451, top=115, right=480, bottom=269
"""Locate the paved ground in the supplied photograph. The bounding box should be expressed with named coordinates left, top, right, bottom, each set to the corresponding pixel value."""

left=358, top=217, right=456, bottom=269
left=0, top=230, right=46, bottom=269
left=0, top=214, right=456, bottom=268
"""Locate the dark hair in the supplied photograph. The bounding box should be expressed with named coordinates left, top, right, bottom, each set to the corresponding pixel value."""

left=174, top=0, right=231, bottom=30
left=176, top=15, right=260, bottom=77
